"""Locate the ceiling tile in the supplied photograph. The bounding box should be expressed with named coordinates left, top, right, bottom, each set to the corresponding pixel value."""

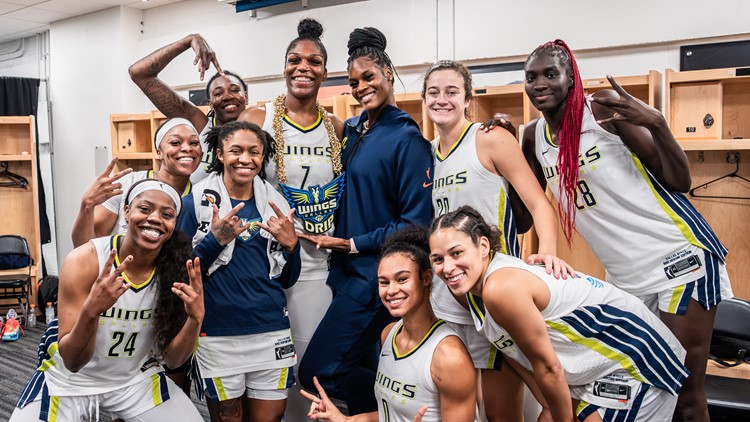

left=127, top=0, right=182, bottom=10
left=84, top=0, right=140, bottom=6
left=3, top=5, right=73, bottom=22
left=0, top=2, right=25, bottom=14
left=3, top=0, right=48, bottom=6
left=34, top=0, right=107, bottom=14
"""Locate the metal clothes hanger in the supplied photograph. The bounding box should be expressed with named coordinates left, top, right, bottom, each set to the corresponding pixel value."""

left=689, top=154, right=750, bottom=200
left=0, top=162, right=28, bottom=189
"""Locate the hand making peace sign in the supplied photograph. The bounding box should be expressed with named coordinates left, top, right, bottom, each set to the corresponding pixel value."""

left=80, top=157, right=133, bottom=210
left=171, top=257, right=205, bottom=323
left=590, top=75, right=664, bottom=129
left=84, top=248, right=132, bottom=316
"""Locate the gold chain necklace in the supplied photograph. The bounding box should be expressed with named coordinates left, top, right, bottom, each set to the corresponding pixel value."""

left=272, top=94, right=342, bottom=185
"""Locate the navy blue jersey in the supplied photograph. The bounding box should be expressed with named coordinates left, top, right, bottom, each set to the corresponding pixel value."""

left=328, top=105, right=433, bottom=304
left=179, top=194, right=301, bottom=336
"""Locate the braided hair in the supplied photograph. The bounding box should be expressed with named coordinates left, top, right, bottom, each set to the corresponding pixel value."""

left=430, top=205, right=503, bottom=253
left=346, top=26, right=398, bottom=84
left=286, top=18, right=328, bottom=66
left=526, top=39, right=585, bottom=244
left=203, top=120, right=275, bottom=179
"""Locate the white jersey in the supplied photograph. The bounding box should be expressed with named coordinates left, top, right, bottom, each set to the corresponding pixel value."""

left=191, top=117, right=215, bottom=184
left=42, top=235, right=162, bottom=396
left=430, top=123, right=518, bottom=325
left=468, top=253, right=688, bottom=408
left=534, top=104, right=727, bottom=296
left=262, top=105, right=344, bottom=282
left=375, top=320, right=455, bottom=422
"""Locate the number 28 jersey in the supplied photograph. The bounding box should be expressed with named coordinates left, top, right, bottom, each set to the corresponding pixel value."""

left=42, top=235, right=161, bottom=396
left=534, top=104, right=727, bottom=296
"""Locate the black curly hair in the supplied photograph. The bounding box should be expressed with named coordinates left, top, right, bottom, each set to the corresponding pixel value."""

left=123, top=180, right=193, bottom=357
left=380, top=226, right=432, bottom=277
left=430, top=205, right=503, bottom=253
left=204, top=120, right=275, bottom=180
left=285, top=18, right=328, bottom=66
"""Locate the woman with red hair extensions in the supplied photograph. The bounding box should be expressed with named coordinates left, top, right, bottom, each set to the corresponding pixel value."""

left=520, top=39, right=732, bottom=421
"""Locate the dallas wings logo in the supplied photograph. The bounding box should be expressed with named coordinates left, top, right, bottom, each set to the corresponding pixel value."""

left=279, top=173, right=346, bottom=234
left=237, top=218, right=262, bottom=242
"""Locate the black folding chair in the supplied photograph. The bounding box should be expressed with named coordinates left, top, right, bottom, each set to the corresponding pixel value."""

left=706, top=297, right=750, bottom=420
left=0, top=235, right=33, bottom=328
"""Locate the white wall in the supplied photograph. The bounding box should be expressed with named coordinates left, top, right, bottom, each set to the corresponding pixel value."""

left=49, top=6, right=144, bottom=259
left=454, top=0, right=750, bottom=61
left=5, top=0, right=750, bottom=265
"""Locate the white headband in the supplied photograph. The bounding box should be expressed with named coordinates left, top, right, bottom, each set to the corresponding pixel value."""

left=126, top=180, right=182, bottom=215
left=154, top=118, right=199, bottom=150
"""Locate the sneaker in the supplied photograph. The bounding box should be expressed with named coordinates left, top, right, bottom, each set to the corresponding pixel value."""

left=1, top=314, right=24, bottom=342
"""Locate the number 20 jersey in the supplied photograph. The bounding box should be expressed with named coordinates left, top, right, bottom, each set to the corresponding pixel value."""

left=42, top=235, right=161, bottom=396
left=534, top=105, right=727, bottom=296
left=431, top=123, right=518, bottom=325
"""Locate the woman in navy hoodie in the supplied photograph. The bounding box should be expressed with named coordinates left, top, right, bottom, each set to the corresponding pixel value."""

left=297, top=26, right=433, bottom=415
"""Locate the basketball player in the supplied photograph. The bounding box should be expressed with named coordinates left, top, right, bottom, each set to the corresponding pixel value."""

left=521, top=39, right=732, bottom=421
left=430, top=206, right=688, bottom=422
left=301, top=227, right=476, bottom=421
left=12, top=180, right=204, bottom=421
left=236, top=18, right=345, bottom=420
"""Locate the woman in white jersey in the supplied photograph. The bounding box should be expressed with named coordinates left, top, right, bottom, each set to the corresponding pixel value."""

left=429, top=206, right=689, bottom=422
left=237, top=18, right=345, bottom=421
left=12, top=180, right=204, bottom=421
left=422, top=59, right=572, bottom=421
left=521, top=39, right=732, bottom=421
left=301, top=226, right=476, bottom=422
left=71, top=118, right=201, bottom=247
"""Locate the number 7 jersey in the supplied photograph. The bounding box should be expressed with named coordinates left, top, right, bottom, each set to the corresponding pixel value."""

left=42, top=235, right=161, bottom=396
left=533, top=104, right=727, bottom=296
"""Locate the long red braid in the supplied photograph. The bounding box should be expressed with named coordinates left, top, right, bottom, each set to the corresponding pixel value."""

left=533, top=39, right=586, bottom=244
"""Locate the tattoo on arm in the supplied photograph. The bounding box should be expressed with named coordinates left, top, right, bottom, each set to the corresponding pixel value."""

left=142, top=80, right=197, bottom=119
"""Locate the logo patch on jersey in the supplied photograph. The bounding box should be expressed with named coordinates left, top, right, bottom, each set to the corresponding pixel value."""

left=274, top=335, right=296, bottom=360
left=279, top=173, right=345, bottom=234
left=663, top=250, right=702, bottom=279
left=237, top=218, right=262, bottom=242
left=200, top=189, right=222, bottom=208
